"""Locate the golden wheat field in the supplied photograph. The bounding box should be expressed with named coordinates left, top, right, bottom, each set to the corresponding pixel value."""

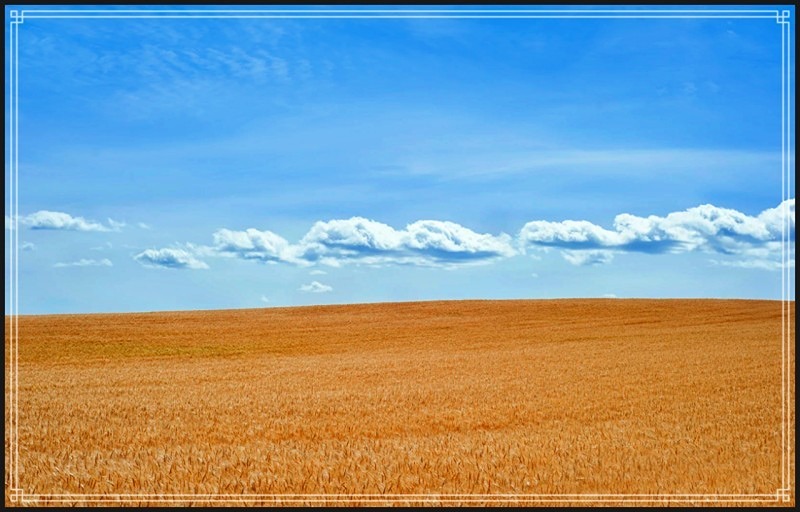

left=4, top=299, right=796, bottom=506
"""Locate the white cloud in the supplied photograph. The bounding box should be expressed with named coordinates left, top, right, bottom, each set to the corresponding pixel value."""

left=178, top=242, right=218, bottom=258
left=301, top=217, right=401, bottom=251
left=107, top=218, right=126, bottom=231
left=260, top=295, right=270, bottom=303
left=138, top=200, right=794, bottom=273
left=138, top=222, right=151, bottom=229
left=530, top=272, right=539, bottom=278
left=9, top=211, right=147, bottom=232
left=207, top=217, right=516, bottom=268
left=134, top=248, right=209, bottom=269
left=53, top=258, right=113, bottom=268
left=757, top=198, right=795, bottom=240
left=406, top=220, right=517, bottom=258
left=18, top=210, right=114, bottom=232
left=21, top=242, right=35, bottom=251
left=212, top=227, right=295, bottom=263
left=520, top=219, right=623, bottom=247
left=309, top=269, right=327, bottom=275
left=602, top=293, right=618, bottom=298
left=561, top=249, right=616, bottom=266
left=520, top=198, right=795, bottom=267
left=299, top=281, right=332, bottom=293
left=295, top=217, right=516, bottom=267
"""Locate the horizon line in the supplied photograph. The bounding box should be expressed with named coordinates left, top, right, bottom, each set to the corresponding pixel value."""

left=5, top=296, right=794, bottom=318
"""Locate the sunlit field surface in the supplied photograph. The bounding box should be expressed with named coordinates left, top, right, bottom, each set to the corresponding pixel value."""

left=4, top=299, right=795, bottom=506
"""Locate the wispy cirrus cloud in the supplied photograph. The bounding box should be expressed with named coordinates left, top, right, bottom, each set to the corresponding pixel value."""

left=710, top=257, right=795, bottom=272
left=397, top=148, right=782, bottom=181
left=134, top=248, right=209, bottom=270
left=53, top=258, right=113, bottom=268
left=520, top=198, right=795, bottom=267
left=106, top=43, right=298, bottom=120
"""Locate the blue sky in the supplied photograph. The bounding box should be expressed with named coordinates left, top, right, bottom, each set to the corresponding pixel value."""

left=5, top=5, right=796, bottom=314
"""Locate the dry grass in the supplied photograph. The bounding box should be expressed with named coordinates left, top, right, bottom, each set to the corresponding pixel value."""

left=4, top=299, right=795, bottom=506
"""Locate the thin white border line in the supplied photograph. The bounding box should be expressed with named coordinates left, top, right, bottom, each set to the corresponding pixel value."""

left=7, top=9, right=14, bottom=498
left=17, top=493, right=783, bottom=497
left=10, top=10, right=20, bottom=498
left=7, top=9, right=11, bottom=494
left=20, top=15, right=780, bottom=20
left=788, top=11, right=793, bottom=494
left=15, top=9, right=20, bottom=495
left=786, top=9, right=792, bottom=495
left=6, top=8, right=793, bottom=504
left=781, top=14, right=791, bottom=489
left=17, top=498, right=785, bottom=503
left=783, top=11, right=793, bottom=498
left=777, top=10, right=794, bottom=501
left=18, top=9, right=782, bottom=14
left=17, top=497, right=786, bottom=502
left=779, top=11, right=788, bottom=498
left=780, top=10, right=786, bottom=496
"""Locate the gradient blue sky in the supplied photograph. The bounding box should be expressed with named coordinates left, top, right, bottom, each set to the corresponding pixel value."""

left=5, top=5, right=796, bottom=314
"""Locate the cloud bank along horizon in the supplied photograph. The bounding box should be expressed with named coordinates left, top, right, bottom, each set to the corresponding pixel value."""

left=12, top=197, right=793, bottom=270
left=4, top=7, right=796, bottom=313
left=145, top=198, right=795, bottom=270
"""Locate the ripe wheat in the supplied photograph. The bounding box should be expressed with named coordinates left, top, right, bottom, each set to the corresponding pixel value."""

left=4, top=299, right=795, bottom=506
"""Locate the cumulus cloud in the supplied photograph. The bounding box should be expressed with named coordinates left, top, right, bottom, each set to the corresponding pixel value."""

left=134, top=248, right=209, bottom=269
left=53, top=258, right=112, bottom=268
left=16, top=211, right=118, bottom=232
left=138, top=200, right=793, bottom=272
left=299, top=281, right=332, bottom=293
left=212, top=227, right=295, bottom=263
left=208, top=217, right=516, bottom=268
left=294, top=217, right=516, bottom=267
left=520, top=198, right=795, bottom=267
left=757, top=198, right=795, bottom=240
left=521, top=219, right=623, bottom=249
left=407, top=220, right=517, bottom=260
